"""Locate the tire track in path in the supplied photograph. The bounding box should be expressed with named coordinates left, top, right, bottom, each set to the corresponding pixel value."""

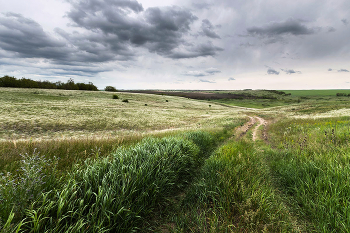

left=235, top=116, right=268, bottom=142
left=252, top=117, right=268, bottom=142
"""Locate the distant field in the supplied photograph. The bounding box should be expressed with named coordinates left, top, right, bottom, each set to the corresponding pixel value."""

left=0, top=87, right=242, bottom=141
left=283, top=89, right=350, bottom=96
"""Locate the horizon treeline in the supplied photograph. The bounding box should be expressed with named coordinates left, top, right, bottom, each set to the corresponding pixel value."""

left=0, top=75, right=98, bottom=91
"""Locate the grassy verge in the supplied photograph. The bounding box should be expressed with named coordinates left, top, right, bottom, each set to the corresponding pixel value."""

left=168, top=140, right=294, bottom=232
left=267, top=117, right=350, bottom=232
left=1, top=128, right=240, bottom=232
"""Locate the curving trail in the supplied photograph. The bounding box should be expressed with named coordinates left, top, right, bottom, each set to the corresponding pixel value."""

left=252, top=117, right=267, bottom=141
left=235, top=116, right=268, bottom=142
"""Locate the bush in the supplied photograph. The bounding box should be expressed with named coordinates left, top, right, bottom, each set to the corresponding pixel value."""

left=112, top=94, right=119, bottom=99
left=105, top=86, right=118, bottom=92
left=122, top=99, right=129, bottom=103
left=336, top=93, right=347, bottom=96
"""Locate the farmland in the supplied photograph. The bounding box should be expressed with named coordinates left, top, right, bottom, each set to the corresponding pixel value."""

left=1, top=87, right=350, bottom=232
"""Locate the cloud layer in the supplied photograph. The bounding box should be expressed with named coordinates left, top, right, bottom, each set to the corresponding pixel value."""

left=0, top=0, right=223, bottom=76
left=1, top=0, right=350, bottom=89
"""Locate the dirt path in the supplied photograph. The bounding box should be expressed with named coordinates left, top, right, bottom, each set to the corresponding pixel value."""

left=235, top=116, right=268, bottom=142
left=235, top=116, right=256, bottom=139
left=252, top=117, right=267, bottom=141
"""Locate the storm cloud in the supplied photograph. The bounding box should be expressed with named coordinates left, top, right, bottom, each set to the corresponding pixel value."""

left=267, top=68, right=280, bottom=75
left=246, top=18, right=315, bottom=37
left=0, top=13, right=68, bottom=60
left=0, top=0, right=224, bottom=77
left=199, top=19, right=221, bottom=39
left=66, top=0, right=222, bottom=59
left=1, top=0, right=350, bottom=89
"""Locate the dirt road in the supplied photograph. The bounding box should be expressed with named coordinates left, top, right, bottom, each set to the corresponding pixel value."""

left=235, top=116, right=268, bottom=141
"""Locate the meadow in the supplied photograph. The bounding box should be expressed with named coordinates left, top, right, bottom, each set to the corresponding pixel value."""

left=1, top=87, right=350, bottom=232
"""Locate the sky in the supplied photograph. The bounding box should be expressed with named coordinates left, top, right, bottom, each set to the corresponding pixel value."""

left=0, top=0, right=349, bottom=90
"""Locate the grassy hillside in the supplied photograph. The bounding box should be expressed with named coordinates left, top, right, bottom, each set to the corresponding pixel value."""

left=2, top=88, right=350, bottom=232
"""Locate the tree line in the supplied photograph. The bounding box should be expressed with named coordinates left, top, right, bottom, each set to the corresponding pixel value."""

left=0, top=76, right=98, bottom=91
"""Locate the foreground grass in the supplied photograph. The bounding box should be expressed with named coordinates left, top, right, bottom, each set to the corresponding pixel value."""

left=0, top=131, right=215, bottom=231
left=267, top=117, right=350, bottom=232
left=164, top=140, right=295, bottom=232
left=1, top=126, right=245, bottom=232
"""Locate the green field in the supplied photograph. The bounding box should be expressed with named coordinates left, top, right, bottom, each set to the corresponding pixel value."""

left=2, top=88, right=350, bottom=232
left=283, top=89, right=350, bottom=96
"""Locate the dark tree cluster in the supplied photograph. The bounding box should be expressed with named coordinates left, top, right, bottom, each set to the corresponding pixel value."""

left=0, top=76, right=98, bottom=91
left=336, top=93, right=350, bottom=97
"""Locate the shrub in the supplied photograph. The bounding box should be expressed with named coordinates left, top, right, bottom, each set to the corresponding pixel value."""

left=122, top=99, right=129, bottom=103
left=336, top=93, right=347, bottom=96
left=104, top=86, right=118, bottom=92
left=112, top=94, right=119, bottom=99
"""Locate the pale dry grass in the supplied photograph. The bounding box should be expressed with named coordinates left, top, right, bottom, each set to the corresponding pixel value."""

left=0, top=88, right=244, bottom=141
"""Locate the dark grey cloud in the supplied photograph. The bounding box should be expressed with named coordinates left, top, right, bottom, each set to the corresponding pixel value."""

left=328, top=68, right=333, bottom=71
left=199, top=19, right=220, bottom=39
left=66, top=0, right=221, bottom=59
left=205, top=67, right=221, bottom=75
left=0, top=12, right=135, bottom=69
left=281, top=68, right=301, bottom=74
left=246, top=18, right=315, bottom=37
left=183, top=67, right=221, bottom=76
left=169, top=42, right=223, bottom=59
left=267, top=68, right=279, bottom=75
left=0, top=0, right=224, bottom=78
left=338, top=69, right=349, bottom=72
left=228, top=77, right=235, bottom=81
left=341, top=19, right=349, bottom=25
left=0, top=13, right=68, bottom=60
left=199, top=79, right=216, bottom=83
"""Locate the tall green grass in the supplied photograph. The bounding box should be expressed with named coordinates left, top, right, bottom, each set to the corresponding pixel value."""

left=1, top=131, right=216, bottom=232
left=268, top=118, right=350, bottom=232
left=171, top=140, right=294, bottom=232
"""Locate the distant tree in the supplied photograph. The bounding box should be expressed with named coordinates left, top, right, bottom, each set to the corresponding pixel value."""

left=63, top=78, right=79, bottom=90
left=0, top=75, right=98, bottom=91
left=0, top=75, right=19, bottom=87
left=105, top=86, right=118, bottom=92
left=336, top=93, right=347, bottom=96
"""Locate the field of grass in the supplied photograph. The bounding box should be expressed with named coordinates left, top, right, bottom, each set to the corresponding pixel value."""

left=2, top=87, right=350, bottom=232
left=283, top=89, right=350, bottom=96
